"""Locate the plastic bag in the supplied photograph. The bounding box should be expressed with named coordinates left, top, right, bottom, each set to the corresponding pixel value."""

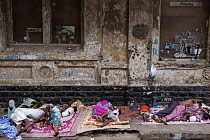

left=150, top=64, right=156, bottom=77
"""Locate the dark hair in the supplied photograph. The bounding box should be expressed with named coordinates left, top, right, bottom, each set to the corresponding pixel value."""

left=204, top=108, right=210, bottom=113
left=73, top=106, right=77, bottom=112
left=118, top=109, right=121, bottom=115
left=203, top=112, right=210, bottom=119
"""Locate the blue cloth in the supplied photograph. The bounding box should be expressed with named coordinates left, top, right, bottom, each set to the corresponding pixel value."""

left=50, top=106, right=62, bottom=126
left=0, top=114, right=22, bottom=140
left=155, top=101, right=180, bottom=117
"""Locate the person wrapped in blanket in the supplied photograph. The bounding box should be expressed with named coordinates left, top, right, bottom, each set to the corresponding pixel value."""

left=152, top=99, right=203, bottom=125
left=38, top=99, right=54, bottom=128
left=92, top=100, right=121, bottom=127
left=158, top=102, right=202, bottom=124
left=8, top=98, right=44, bottom=136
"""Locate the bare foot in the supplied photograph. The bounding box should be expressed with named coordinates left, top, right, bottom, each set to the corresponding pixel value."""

left=160, top=118, right=168, bottom=125
left=26, top=125, right=33, bottom=132
left=16, top=129, right=23, bottom=136
left=142, top=114, right=149, bottom=122
left=152, top=115, right=161, bottom=123
left=39, top=121, right=44, bottom=128
left=23, top=121, right=33, bottom=132
left=54, top=131, right=59, bottom=137
left=96, top=116, right=103, bottom=122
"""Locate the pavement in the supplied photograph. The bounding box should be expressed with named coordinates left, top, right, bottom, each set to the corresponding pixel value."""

left=1, top=108, right=210, bottom=140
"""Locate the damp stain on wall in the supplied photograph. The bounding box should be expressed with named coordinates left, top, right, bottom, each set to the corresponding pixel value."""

left=132, top=24, right=148, bottom=40
left=103, top=0, right=127, bottom=34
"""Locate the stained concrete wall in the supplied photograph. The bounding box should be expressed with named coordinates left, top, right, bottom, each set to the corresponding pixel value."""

left=0, top=0, right=209, bottom=86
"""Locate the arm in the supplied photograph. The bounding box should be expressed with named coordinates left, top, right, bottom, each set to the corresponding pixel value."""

left=191, top=99, right=203, bottom=103
left=101, top=119, right=115, bottom=127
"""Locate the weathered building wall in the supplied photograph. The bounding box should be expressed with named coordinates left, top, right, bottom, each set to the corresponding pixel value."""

left=101, top=0, right=128, bottom=85
left=128, top=0, right=154, bottom=86
left=0, top=0, right=7, bottom=51
left=0, top=0, right=209, bottom=87
left=151, top=0, right=210, bottom=86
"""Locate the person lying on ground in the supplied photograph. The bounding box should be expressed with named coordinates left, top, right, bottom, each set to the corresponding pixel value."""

left=161, top=102, right=201, bottom=124
left=97, top=109, right=121, bottom=127
left=152, top=99, right=203, bottom=124
left=50, top=103, right=77, bottom=137
left=39, top=99, right=54, bottom=109
left=92, top=100, right=121, bottom=127
left=181, top=103, right=202, bottom=121
left=8, top=98, right=40, bottom=125
left=50, top=104, right=62, bottom=137
left=10, top=108, right=44, bottom=136
left=39, top=102, right=77, bottom=137
left=60, top=104, right=77, bottom=117
left=38, top=99, right=54, bottom=128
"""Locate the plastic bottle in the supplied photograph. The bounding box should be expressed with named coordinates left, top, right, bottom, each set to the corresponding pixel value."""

left=152, top=97, right=157, bottom=107
left=130, top=100, right=134, bottom=107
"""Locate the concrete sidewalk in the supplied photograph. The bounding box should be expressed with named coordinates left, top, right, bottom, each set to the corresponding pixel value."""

left=1, top=108, right=210, bottom=140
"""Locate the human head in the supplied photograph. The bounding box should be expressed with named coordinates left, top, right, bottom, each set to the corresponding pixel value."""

left=8, top=100, right=15, bottom=108
left=40, top=99, right=48, bottom=105
left=73, top=106, right=77, bottom=112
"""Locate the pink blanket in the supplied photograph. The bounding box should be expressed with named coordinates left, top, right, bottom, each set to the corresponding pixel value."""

left=22, top=109, right=85, bottom=137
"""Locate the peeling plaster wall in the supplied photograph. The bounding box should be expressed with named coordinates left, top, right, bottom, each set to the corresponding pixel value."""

left=128, top=0, right=153, bottom=86
left=207, top=10, right=210, bottom=63
left=0, top=1, right=3, bottom=50
left=101, top=0, right=128, bottom=64
left=0, top=61, right=98, bottom=85
left=150, top=0, right=210, bottom=86
left=84, top=0, right=102, bottom=54
left=0, top=0, right=6, bottom=51
left=101, top=0, right=128, bottom=85
left=155, top=69, right=205, bottom=86
left=0, top=0, right=209, bottom=86
left=101, top=68, right=127, bottom=85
